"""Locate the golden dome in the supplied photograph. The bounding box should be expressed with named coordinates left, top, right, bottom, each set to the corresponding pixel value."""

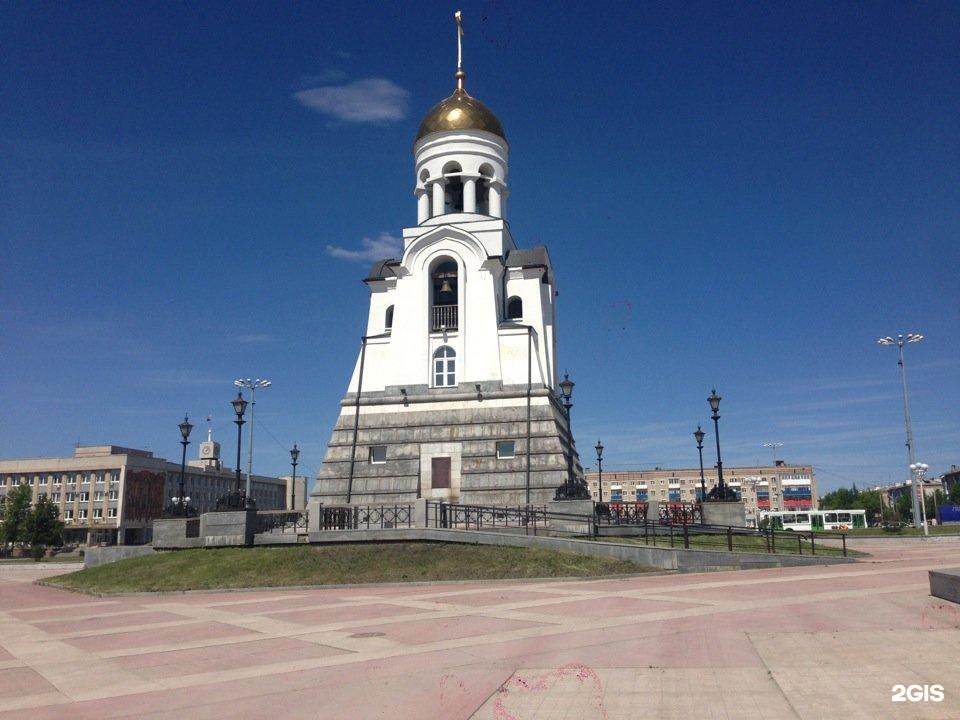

left=415, top=80, right=505, bottom=143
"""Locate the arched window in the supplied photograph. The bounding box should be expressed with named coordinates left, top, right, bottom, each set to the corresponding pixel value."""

left=385, top=305, right=394, bottom=332
left=433, top=346, right=456, bottom=387
left=430, top=258, right=458, bottom=331
left=506, top=296, right=523, bottom=320
left=442, top=162, right=463, bottom=213
left=477, top=164, right=493, bottom=215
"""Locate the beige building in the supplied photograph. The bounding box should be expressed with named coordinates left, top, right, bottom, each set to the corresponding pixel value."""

left=0, top=443, right=298, bottom=545
left=585, top=461, right=817, bottom=527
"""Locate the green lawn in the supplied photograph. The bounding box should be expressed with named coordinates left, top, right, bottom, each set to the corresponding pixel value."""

left=44, top=542, right=657, bottom=594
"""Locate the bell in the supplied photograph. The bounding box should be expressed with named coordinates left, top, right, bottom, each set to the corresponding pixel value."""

left=439, top=279, right=453, bottom=295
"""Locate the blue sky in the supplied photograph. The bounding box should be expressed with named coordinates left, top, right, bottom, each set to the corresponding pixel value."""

left=2, top=1, right=958, bottom=493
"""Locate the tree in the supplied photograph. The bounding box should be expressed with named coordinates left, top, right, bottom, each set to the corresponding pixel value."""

left=0, top=485, right=32, bottom=546
left=25, top=494, right=63, bottom=553
left=894, top=492, right=913, bottom=522
left=949, top=482, right=960, bottom=504
left=927, top=490, right=946, bottom=521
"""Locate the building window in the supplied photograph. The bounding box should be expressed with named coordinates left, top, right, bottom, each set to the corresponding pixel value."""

left=430, top=259, right=458, bottom=331
left=52, top=493, right=60, bottom=503
left=108, top=508, right=117, bottom=518
left=93, top=508, right=103, bottom=519
left=79, top=492, right=89, bottom=502
left=433, top=345, right=456, bottom=387
left=110, top=471, right=120, bottom=484
left=96, top=473, right=104, bottom=484
left=385, top=305, right=394, bottom=332
left=496, top=441, right=516, bottom=459
left=78, top=509, right=87, bottom=520
left=81, top=474, right=89, bottom=485
left=109, top=490, right=118, bottom=500
left=94, top=491, right=104, bottom=501
left=369, top=446, right=387, bottom=464
left=64, top=510, right=74, bottom=520
left=506, top=296, right=523, bottom=320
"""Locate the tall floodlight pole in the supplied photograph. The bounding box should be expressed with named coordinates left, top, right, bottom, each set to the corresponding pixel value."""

left=234, top=378, right=271, bottom=509
left=595, top=440, right=604, bottom=502
left=762, top=441, right=784, bottom=466
left=177, top=415, right=193, bottom=517
left=910, top=463, right=930, bottom=537
left=878, top=333, right=923, bottom=527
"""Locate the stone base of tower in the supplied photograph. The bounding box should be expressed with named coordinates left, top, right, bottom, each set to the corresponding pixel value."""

left=312, top=385, right=582, bottom=506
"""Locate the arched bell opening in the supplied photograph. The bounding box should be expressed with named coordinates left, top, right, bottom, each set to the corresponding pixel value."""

left=442, top=162, right=464, bottom=213
left=477, top=164, right=494, bottom=215
left=430, top=258, right=459, bottom=331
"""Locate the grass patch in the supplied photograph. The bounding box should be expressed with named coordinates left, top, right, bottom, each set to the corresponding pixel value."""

left=44, top=542, right=657, bottom=594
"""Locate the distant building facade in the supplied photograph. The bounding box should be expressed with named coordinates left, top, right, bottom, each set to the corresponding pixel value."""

left=0, top=443, right=289, bottom=545
left=585, top=461, right=817, bottom=527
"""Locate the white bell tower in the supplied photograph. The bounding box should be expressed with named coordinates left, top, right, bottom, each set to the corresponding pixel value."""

left=313, top=12, right=581, bottom=507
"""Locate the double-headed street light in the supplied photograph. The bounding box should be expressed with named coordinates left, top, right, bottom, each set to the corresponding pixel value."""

left=234, top=378, right=271, bottom=509
left=762, top=441, right=784, bottom=466
left=909, top=462, right=930, bottom=537
left=878, top=333, right=924, bottom=528
left=694, top=425, right=706, bottom=503
left=290, top=444, right=300, bottom=511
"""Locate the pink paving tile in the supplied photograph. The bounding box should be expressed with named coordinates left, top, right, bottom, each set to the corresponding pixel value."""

left=33, top=610, right=191, bottom=635
left=426, top=588, right=571, bottom=607
left=526, top=595, right=680, bottom=618
left=358, top=613, right=547, bottom=645
left=0, top=666, right=59, bottom=700
left=65, top=621, right=256, bottom=653
left=118, top=636, right=350, bottom=679
left=265, top=601, right=431, bottom=626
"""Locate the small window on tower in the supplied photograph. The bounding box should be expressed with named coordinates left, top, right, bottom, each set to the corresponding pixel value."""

left=496, top=441, right=515, bottom=459
left=369, top=446, right=387, bottom=464
left=385, top=305, right=394, bottom=332
left=433, top=345, right=456, bottom=387
left=506, top=296, right=523, bottom=320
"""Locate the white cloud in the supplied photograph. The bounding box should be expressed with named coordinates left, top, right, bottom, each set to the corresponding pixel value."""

left=295, top=78, right=410, bottom=122
left=327, top=233, right=403, bottom=263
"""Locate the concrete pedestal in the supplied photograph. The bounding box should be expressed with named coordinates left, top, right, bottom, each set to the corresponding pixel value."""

left=547, top=499, right=595, bottom=536
left=702, top=501, right=747, bottom=528
left=152, top=518, right=201, bottom=549
left=200, top=510, right=256, bottom=546
left=929, top=567, right=960, bottom=605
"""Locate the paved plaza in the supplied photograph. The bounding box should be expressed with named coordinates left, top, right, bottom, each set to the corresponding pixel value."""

left=1, top=539, right=959, bottom=719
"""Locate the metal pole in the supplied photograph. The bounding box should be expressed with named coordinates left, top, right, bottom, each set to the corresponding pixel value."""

left=712, top=411, right=725, bottom=492
left=347, top=336, right=368, bottom=504
left=234, top=418, right=244, bottom=494
left=898, top=342, right=921, bottom=527
left=526, top=327, right=532, bottom=505
left=564, top=400, right=574, bottom=493
left=179, top=439, right=188, bottom=517
left=290, top=457, right=298, bottom=511
left=697, top=441, right=706, bottom=502
left=597, top=449, right=603, bottom=503
left=246, top=386, right=256, bottom=504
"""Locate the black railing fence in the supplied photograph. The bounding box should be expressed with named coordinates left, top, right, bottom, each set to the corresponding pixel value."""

left=319, top=504, right=413, bottom=530
left=426, top=502, right=548, bottom=531
left=253, top=511, right=307, bottom=534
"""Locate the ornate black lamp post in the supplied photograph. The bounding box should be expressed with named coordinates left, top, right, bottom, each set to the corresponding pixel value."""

left=176, top=414, right=193, bottom=516
left=554, top=373, right=590, bottom=500
left=230, top=391, right=248, bottom=507
left=289, top=444, right=300, bottom=511
left=694, top=425, right=706, bottom=503
left=708, top=388, right=735, bottom=501
left=595, top=439, right=604, bottom=502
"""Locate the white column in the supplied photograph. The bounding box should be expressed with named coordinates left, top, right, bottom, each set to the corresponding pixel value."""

left=489, top=183, right=502, bottom=218
left=463, top=177, right=477, bottom=213
left=431, top=180, right=446, bottom=217
left=417, top=190, right=430, bottom=223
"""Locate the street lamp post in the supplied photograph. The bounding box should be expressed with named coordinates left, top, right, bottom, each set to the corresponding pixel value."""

left=554, top=373, right=588, bottom=500
left=595, top=440, right=604, bottom=502
left=910, top=462, right=930, bottom=537
left=878, top=333, right=924, bottom=528
left=234, top=378, right=271, bottom=509
left=708, top=388, right=733, bottom=501
left=694, top=425, right=707, bottom=503
left=177, top=414, right=193, bottom=517
left=230, top=391, right=248, bottom=507
left=290, top=444, right=300, bottom=511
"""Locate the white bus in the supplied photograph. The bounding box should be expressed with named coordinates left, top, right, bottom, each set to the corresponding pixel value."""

left=761, top=509, right=867, bottom=531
